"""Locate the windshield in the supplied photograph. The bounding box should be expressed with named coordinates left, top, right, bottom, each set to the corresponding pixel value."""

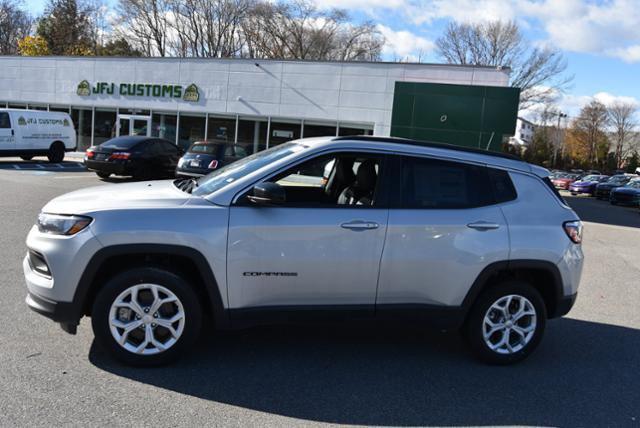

left=191, top=142, right=308, bottom=196
left=580, top=175, right=598, bottom=182
left=608, top=175, right=629, bottom=184
left=625, top=180, right=640, bottom=188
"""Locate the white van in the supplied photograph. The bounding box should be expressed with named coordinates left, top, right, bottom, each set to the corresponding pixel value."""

left=0, top=109, right=76, bottom=162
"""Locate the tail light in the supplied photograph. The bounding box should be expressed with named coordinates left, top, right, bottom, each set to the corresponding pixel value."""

left=563, top=221, right=583, bottom=244
left=208, top=160, right=219, bottom=169
left=109, top=152, right=131, bottom=160
left=86, top=148, right=95, bottom=159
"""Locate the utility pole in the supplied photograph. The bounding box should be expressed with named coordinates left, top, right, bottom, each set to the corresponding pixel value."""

left=552, top=111, right=567, bottom=168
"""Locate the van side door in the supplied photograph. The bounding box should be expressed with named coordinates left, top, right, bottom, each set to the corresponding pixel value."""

left=0, top=112, right=15, bottom=150
left=376, top=155, right=512, bottom=311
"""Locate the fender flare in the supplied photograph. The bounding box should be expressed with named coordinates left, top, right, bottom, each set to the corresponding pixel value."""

left=72, top=244, right=228, bottom=328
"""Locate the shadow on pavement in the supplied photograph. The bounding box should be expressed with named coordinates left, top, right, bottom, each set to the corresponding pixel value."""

left=0, top=159, right=86, bottom=172
left=564, top=193, right=640, bottom=228
left=89, top=318, right=639, bottom=426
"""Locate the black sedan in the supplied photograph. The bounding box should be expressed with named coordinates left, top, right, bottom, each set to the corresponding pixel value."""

left=85, top=136, right=181, bottom=180
left=176, top=141, right=248, bottom=178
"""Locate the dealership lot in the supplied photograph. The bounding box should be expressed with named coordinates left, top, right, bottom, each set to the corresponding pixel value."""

left=0, top=163, right=638, bottom=427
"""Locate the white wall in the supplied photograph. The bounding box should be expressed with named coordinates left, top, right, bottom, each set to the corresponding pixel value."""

left=0, top=57, right=510, bottom=136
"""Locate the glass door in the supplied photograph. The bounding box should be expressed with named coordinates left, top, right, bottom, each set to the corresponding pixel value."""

left=117, top=115, right=151, bottom=137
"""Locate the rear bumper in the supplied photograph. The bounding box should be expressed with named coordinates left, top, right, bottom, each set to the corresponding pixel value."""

left=176, top=166, right=209, bottom=177
left=85, top=160, right=132, bottom=175
left=550, top=292, right=577, bottom=318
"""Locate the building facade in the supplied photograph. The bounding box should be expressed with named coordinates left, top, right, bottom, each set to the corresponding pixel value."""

left=0, top=56, right=514, bottom=153
left=509, top=116, right=536, bottom=148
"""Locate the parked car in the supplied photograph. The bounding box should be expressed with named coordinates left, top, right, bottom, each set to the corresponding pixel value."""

left=176, top=141, right=248, bottom=177
left=595, top=174, right=637, bottom=199
left=609, top=179, right=640, bottom=206
left=569, top=175, right=609, bottom=196
left=25, top=136, right=583, bottom=366
left=85, top=136, right=181, bottom=180
left=552, top=173, right=580, bottom=190
left=0, top=108, right=76, bottom=162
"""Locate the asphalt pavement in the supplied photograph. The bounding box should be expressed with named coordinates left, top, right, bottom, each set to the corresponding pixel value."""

left=0, top=160, right=638, bottom=427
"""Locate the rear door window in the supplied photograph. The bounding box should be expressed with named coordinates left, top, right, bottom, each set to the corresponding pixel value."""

left=400, top=156, right=494, bottom=209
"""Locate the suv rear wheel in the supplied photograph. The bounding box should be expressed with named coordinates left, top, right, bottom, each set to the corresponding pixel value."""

left=91, top=267, right=202, bottom=366
left=464, top=280, right=546, bottom=365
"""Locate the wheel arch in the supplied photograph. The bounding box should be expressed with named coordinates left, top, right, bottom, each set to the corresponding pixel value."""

left=461, top=260, right=565, bottom=321
left=73, top=244, right=228, bottom=328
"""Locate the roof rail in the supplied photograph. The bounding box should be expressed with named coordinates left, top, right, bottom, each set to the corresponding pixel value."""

left=333, top=135, right=522, bottom=161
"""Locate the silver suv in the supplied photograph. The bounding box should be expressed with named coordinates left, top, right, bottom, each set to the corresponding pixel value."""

left=24, top=136, right=584, bottom=366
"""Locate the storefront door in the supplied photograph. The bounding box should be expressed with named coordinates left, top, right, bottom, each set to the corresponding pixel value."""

left=117, top=115, right=150, bottom=137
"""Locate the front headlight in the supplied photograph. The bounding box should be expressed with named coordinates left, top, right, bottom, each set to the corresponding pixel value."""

left=37, top=213, right=92, bottom=235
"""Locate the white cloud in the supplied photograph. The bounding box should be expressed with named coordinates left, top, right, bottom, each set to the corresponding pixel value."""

left=314, top=0, right=640, bottom=63
left=522, top=91, right=640, bottom=122
left=377, top=25, right=435, bottom=61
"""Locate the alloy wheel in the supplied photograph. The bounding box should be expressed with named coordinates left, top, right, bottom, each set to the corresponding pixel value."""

left=108, top=283, right=185, bottom=355
left=482, top=294, right=537, bottom=355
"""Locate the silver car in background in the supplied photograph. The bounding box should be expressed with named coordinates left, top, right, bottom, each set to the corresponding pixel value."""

left=24, top=136, right=583, bottom=366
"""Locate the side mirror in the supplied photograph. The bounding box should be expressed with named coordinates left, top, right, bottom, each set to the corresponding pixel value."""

left=247, top=182, right=286, bottom=205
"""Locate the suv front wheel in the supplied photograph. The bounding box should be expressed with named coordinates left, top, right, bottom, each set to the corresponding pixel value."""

left=91, top=267, right=202, bottom=366
left=465, top=281, right=546, bottom=365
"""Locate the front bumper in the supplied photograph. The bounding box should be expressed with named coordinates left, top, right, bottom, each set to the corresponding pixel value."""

left=569, top=186, right=592, bottom=194
left=23, top=225, right=103, bottom=333
left=25, top=290, right=79, bottom=333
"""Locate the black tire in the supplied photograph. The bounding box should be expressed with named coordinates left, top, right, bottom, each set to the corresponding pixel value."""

left=20, top=155, right=33, bottom=161
left=47, top=142, right=65, bottom=163
left=91, top=267, right=203, bottom=366
left=464, top=280, right=546, bottom=365
left=96, top=171, right=111, bottom=179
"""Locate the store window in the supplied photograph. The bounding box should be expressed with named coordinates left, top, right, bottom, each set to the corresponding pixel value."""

left=94, top=109, right=117, bottom=146
left=120, top=109, right=150, bottom=116
left=302, top=122, right=337, bottom=138
left=8, top=103, right=26, bottom=110
left=207, top=116, right=236, bottom=144
left=270, top=120, right=301, bottom=147
left=71, top=108, right=93, bottom=151
left=338, top=124, right=373, bottom=136
left=237, top=117, right=267, bottom=155
left=178, top=113, right=206, bottom=151
left=151, top=112, right=177, bottom=144
left=28, top=104, right=48, bottom=111
left=49, top=105, right=70, bottom=113
left=0, top=101, right=7, bottom=108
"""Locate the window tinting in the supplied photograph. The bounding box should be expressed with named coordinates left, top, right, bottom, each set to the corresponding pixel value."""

left=401, top=157, right=494, bottom=208
left=488, top=168, right=517, bottom=203
left=0, top=112, right=10, bottom=128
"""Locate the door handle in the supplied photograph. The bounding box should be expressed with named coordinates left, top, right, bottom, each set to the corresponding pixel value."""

left=340, top=221, right=379, bottom=230
left=467, top=221, right=500, bottom=230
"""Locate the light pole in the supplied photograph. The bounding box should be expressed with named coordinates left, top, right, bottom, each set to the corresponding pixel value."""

left=552, top=111, right=567, bottom=167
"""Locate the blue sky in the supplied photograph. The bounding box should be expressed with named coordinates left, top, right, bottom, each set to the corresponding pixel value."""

left=22, top=0, right=640, bottom=120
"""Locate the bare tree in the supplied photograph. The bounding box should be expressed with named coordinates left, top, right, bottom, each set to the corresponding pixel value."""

left=608, top=102, right=638, bottom=168
left=116, top=0, right=171, bottom=56
left=0, top=0, right=32, bottom=55
left=436, top=20, right=571, bottom=108
left=169, top=0, right=251, bottom=58
left=242, top=0, right=383, bottom=61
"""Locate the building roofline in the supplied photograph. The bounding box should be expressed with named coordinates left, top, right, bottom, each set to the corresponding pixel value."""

left=0, top=55, right=511, bottom=71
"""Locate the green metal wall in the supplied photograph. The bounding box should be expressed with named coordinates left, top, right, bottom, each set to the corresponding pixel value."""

left=390, top=82, right=520, bottom=152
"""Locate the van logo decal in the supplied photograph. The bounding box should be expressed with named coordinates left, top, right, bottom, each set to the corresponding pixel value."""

left=63, top=118, right=70, bottom=127
left=183, top=84, right=199, bottom=102
left=77, top=80, right=91, bottom=96
left=17, top=116, right=27, bottom=126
